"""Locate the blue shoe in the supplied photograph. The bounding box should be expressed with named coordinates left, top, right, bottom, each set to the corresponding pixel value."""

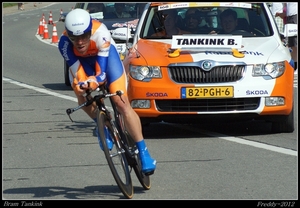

left=139, top=150, right=156, bottom=174
left=136, top=140, right=156, bottom=174
left=94, top=126, right=114, bottom=151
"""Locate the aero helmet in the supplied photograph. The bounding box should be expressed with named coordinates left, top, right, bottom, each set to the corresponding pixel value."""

left=65, top=8, right=92, bottom=36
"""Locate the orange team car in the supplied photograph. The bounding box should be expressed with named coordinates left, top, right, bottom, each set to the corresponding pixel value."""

left=122, top=2, right=295, bottom=133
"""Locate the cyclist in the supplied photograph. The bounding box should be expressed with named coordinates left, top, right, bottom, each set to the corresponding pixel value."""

left=58, top=8, right=156, bottom=174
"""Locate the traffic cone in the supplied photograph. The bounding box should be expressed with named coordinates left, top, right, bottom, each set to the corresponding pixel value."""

left=51, top=23, right=59, bottom=44
left=38, top=18, right=44, bottom=36
left=48, top=11, right=53, bottom=24
left=43, top=23, right=49, bottom=39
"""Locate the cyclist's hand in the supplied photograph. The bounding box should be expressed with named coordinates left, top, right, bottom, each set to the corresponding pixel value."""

left=74, top=82, right=87, bottom=96
left=95, top=72, right=106, bottom=86
left=81, top=76, right=99, bottom=91
left=74, top=76, right=99, bottom=95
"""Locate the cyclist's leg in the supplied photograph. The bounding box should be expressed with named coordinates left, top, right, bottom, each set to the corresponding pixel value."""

left=75, top=93, right=98, bottom=120
left=107, top=76, right=156, bottom=173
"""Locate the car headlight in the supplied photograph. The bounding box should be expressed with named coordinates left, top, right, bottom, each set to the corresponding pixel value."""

left=252, top=61, right=285, bottom=78
left=129, top=65, right=162, bottom=81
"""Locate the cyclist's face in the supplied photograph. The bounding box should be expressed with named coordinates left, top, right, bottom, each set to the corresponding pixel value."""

left=69, top=33, right=91, bottom=54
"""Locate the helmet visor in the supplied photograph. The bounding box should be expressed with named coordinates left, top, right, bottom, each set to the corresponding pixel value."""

left=68, top=32, right=91, bottom=43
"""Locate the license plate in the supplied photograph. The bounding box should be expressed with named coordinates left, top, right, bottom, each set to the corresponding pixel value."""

left=182, top=87, right=234, bottom=98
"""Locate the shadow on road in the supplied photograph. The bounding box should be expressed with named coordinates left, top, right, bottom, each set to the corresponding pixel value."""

left=3, top=184, right=148, bottom=200
left=43, top=83, right=72, bottom=91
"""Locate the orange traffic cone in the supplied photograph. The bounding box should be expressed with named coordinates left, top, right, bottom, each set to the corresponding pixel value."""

left=38, top=18, right=44, bottom=36
left=51, top=23, right=59, bottom=44
left=43, top=23, right=49, bottom=39
left=48, top=11, right=53, bottom=24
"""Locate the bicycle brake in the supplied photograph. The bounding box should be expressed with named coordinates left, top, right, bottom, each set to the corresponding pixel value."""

left=116, top=90, right=125, bottom=103
left=66, top=109, right=74, bottom=122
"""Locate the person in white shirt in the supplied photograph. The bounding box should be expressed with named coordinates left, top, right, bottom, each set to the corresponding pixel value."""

left=270, top=3, right=284, bottom=34
left=276, top=3, right=297, bottom=70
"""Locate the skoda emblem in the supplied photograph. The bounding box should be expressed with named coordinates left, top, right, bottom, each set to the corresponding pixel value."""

left=202, top=61, right=212, bottom=71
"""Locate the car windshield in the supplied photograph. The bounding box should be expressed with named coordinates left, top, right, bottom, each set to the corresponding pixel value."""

left=140, top=3, right=272, bottom=38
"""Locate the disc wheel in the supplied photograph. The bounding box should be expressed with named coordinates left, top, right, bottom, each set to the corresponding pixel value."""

left=124, top=131, right=151, bottom=190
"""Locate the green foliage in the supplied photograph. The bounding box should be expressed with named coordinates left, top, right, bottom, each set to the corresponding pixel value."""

left=2, top=3, right=18, bottom=8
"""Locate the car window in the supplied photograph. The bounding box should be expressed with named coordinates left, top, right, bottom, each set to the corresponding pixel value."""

left=86, top=3, right=106, bottom=14
left=141, top=3, right=271, bottom=38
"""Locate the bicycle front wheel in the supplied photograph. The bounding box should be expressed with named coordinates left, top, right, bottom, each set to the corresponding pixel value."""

left=97, top=111, right=133, bottom=199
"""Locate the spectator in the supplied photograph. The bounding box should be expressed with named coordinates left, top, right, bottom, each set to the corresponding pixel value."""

left=18, top=3, right=24, bottom=11
left=184, top=8, right=210, bottom=34
left=276, top=3, right=297, bottom=70
left=152, top=9, right=190, bottom=37
left=210, top=9, right=238, bottom=34
left=270, top=3, right=284, bottom=34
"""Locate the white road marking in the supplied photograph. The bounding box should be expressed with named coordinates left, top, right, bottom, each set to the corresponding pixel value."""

left=167, top=123, right=297, bottom=157
left=3, top=77, right=76, bottom=102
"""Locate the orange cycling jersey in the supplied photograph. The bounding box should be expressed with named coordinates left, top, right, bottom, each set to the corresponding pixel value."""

left=58, top=20, right=127, bottom=95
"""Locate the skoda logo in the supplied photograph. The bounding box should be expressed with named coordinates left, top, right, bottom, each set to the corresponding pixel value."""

left=202, top=61, right=212, bottom=71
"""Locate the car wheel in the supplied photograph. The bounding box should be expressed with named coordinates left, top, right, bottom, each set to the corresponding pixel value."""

left=271, top=106, right=294, bottom=133
left=64, top=61, right=71, bottom=86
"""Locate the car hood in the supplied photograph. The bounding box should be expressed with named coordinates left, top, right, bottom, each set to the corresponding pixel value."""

left=134, top=36, right=288, bottom=65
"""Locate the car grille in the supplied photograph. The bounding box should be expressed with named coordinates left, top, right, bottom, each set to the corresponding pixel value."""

left=156, top=98, right=260, bottom=112
left=169, top=65, right=245, bottom=83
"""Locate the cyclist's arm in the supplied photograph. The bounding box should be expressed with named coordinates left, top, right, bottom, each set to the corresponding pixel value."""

left=58, top=32, right=90, bottom=86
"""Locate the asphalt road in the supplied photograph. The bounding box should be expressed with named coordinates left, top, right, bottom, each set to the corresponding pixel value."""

left=2, top=2, right=298, bottom=205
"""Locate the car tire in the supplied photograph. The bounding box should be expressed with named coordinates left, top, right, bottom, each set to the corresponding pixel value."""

left=271, top=106, right=294, bottom=133
left=64, top=61, right=71, bottom=86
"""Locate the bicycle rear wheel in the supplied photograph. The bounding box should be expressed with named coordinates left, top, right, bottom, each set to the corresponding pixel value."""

left=114, top=110, right=151, bottom=190
left=97, top=111, right=133, bottom=199
left=124, top=131, right=151, bottom=190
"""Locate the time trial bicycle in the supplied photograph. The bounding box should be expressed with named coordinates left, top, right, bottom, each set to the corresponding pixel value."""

left=66, top=79, right=151, bottom=199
